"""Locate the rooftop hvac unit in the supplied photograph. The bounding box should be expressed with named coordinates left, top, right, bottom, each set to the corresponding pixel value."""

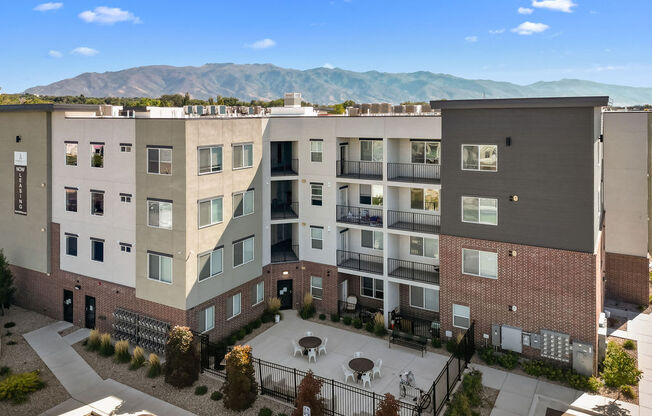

left=195, top=105, right=204, bottom=115
left=371, top=103, right=381, bottom=113
left=284, top=92, right=302, bottom=107
left=184, top=105, right=193, bottom=115
left=218, top=105, right=227, bottom=115
left=208, top=105, right=217, bottom=115
left=380, top=103, right=392, bottom=113
left=361, top=104, right=371, bottom=114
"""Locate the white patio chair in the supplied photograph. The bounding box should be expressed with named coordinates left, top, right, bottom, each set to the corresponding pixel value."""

left=308, top=348, right=317, bottom=363
left=318, top=337, right=328, bottom=355
left=305, top=331, right=313, bottom=337
left=353, top=351, right=362, bottom=358
left=372, top=359, right=382, bottom=379
left=342, top=365, right=355, bottom=383
left=292, top=339, right=303, bottom=357
left=345, top=296, right=358, bottom=311
left=361, top=372, right=372, bottom=388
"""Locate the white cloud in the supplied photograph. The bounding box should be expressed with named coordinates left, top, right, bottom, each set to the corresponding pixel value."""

left=34, top=2, right=63, bottom=12
left=531, top=0, right=576, bottom=13
left=246, top=38, right=276, bottom=49
left=518, top=7, right=534, bottom=14
left=511, top=21, right=550, bottom=35
left=79, top=6, right=141, bottom=24
left=465, top=36, right=478, bottom=42
left=48, top=50, right=63, bottom=58
left=594, top=65, right=625, bottom=72
left=71, top=47, right=99, bottom=56
left=323, top=63, right=334, bottom=69
left=489, top=28, right=505, bottom=34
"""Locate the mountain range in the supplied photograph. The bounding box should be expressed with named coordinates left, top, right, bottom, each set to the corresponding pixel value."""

left=24, top=63, right=652, bottom=106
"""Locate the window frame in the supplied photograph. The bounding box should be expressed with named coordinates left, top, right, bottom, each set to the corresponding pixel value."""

left=233, top=236, right=255, bottom=268
left=360, top=140, right=383, bottom=162
left=119, top=243, right=132, bottom=253
left=453, top=304, right=470, bottom=329
left=310, top=140, right=323, bottom=162
left=147, top=252, right=173, bottom=284
left=252, top=281, right=264, bottom=306
left=411, top=141, right=440, bottom=165
left=65, top=142, right=78, bottom=166
left=198, top=247, right=224, bottom=282
left=461, top=144, right=497, bottom=172
left=310, top=226, right=323, bottom=250
left=409, top=286, right=438, bottom=311
left=461, top=196, right=498, bottom=225
left=120, top=144, right=132, bottom=153
left=65, top=188, right=78, bottom=212
left=409, top=236, right=438, bottom=259
left=90, top=238, right=104, bottom=262
left=361, top=229, right=383, bottom=250
left=90, top=143, right=104, bottom=168
left=147, top=147, right=172, bottom=175
left=311, top=184, right=323, bottom=206
left=203, top=305, right=215, bottom=332
left=360, top=276, right=383, bottom=300
left=65, top=234, right=78, bottom=256
left=198, top=196, right=224, bottom=228
left=410, top=188, right=439, bottom=211
left=462, top=248, right=498, bottom=279
left=147, top=199, right=173, bottom=230
left=227, top=293, right=242, bottom=320
left=233, top=190, right=254, bottom=218
left=90, top=191, right=104, bottom=216
left=198, top=145, right=223, bottom=175
left=232, top=143, right=254, bottom=170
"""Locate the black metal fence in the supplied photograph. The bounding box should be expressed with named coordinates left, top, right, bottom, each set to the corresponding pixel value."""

left=390, top=309, right=441, bottom=339
left=336, top=249, right=384, bottom=275
left=387, top=210, right=441, bottom=234
left=271, top=158, right=298, bottom=176
left=337, top=300, right=382, bottom=323
left=336, top=160, right=383, bottom=179
left=271, top=244, right=299, bottom=263
left=388, top=258, right=440, bottom=285
left=387, top=163, right=440, bottom=184
left=336, top=205, right=383, bottom=227
left=271, top=201, right=299, bottom=219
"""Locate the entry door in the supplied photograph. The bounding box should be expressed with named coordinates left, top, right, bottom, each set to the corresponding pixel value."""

left=63, top=290, right=73, bottom=323
left=339, top=145, right=347, bottom=175
left=340, top=229, right=349, bottom=252
left=277, top=279, right=293, bottom=310
left=338, top=280, right=348, bottom=302
left=85, top=296, right=96, bottom=329
left=339, top=187, right=348, bottom=206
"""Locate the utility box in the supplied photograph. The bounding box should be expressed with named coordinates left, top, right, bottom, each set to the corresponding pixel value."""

left=541, top=330, right=571, bottom=362
left=572, top=341, right=594, bottom=376
left=501, top=325, right=523, bottom=353
left=491, top=324, right=501, bottom=347
left=530, top=333, right=541, bottom=350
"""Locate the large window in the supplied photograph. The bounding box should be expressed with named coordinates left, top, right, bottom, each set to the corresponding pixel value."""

left=462, top=197, right=497, bottom=225
left=359, top=184, right=383, bottom=206
left=310, top=276, right=323, bottom=300
left=227, top=293, right=241, bottom=319
left=360, top=140, right=383, bottom=162
left=90, top=191, right=104, bottom=216
left=198, top=247, right=223, bottom=281
left=411, top=141, right=440, bottom=164
left=310, top=140, right=323, bottom=162
left=361, top=230, right=383, bottom=250
left=147, top=147, right=172, bottom=175
left=462, top=248, right=497, bottom=279
left=410, top=188, right=439, bottom=211
left=233, top=143, right=253, bottom=169
left=198, top=146, right=222, bottom=174
left=233, top=190, right=254, bottom=218
left=199, top=197, right=223, bottom=228
left=251, top=281, right=264, bottom=306
left=410, top=286, right=439, bottom=311
left=65, top=234, right=77, bottom=256
left=148, top=252, right=173, bottom=283
left=90, top=143, right=104, bottom=168
left=409, top=236, right=438, bottom=258
left=90, top=239, right=104, bottom=262
left=361, top=276, right=383, bottom=299
left=311, top=184, right=323, bottom=206
left=233, top=236, right=254, bottom=267
left=453, top=304, right=470, bottom=329
left=462, top=145, right=497, bottom=171
left=148, top=200, right=173, bottom=229
left=65, top=142, right=78, bottom=166
left=201, top=306, right=215, bottom=332
left=311, top=227, right=323, bottom=250
left=65, top=188, right=77, bottom=212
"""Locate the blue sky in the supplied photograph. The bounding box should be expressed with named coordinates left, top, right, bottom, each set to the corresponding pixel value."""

left=1, top=0, right=650, bottom=93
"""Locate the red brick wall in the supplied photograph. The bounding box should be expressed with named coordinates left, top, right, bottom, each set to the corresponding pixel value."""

left=605, top=252, right=649, bottom=305
left=398, top=283, right=439, bottom=322
left=339, top=273, right=383, bottom=310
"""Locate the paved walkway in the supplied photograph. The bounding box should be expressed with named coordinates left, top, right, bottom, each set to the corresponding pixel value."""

left=24, top=321, right=195, bottom=416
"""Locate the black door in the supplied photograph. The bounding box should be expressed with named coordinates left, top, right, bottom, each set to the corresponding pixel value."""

left=277, top=280, right=293, bottom=310
left=63, top=290, right=73, bottom=323
left=339, top=145, right=346, bottom=175
left=84, top=296, right=96, bottom=329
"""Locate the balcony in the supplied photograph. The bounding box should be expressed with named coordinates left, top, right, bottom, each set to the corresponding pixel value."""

left=336, top=161, right=382, bottom=180
left=390, top=309, right=440, bottom=339
left=336, top=205, right=383, bottom=227
left=388, top=258, right=439, bottom=285
left=337, top=250, right=383, bottom=275
left=271, top=201, right=298, bottom=220
left=387, top=163, right=440, bottom=184
left=271, top=241, right=299, bottom=263
left=387, top=210, right=440, bottom=234
left=271, top=158, right=298, bottom=176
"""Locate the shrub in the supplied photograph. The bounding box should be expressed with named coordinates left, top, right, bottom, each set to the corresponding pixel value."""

left=194, top=385, right=208, bottom=395
left=223, top=345, right=257, bottom=411
left=244, top=324, right=253, bottom=335
left=587, top=376, right=603, bottom=392
left=236, top=329, right=246, bottom=340
left=6, top=341, right=16, bottom=346
left=130, top=347, right=145, bottom=370
left=164, top=326, right=200, bottom=388
left=147, top=354, right=161, bottom=378
left=373, top=312, right=387, bottom=337
left=87, top=329, right=101, bottom=351
left=252, top=319, right=262, bottom=329
left=0, top=367, right=10, bottom=377
left=114, top=340, right=131, bottom=363
left=300, top=293, right=316, bottom=319
left=3, top=322, right=15, bottom=329
left=431, top=338, right=442, bottom=348
left=446, top=339, right=459, bottom=356
left=5, top=331, right=12, bottom=337
left=566, top=372, right=591, bottom=391
left=602, top=341, right=642, bottom=388
left=445, top=391, right=471, bottom=416
left=479, top=347, right=498, bottom=366
left=497, top=351, right=519, bottom=370
left=623, top=340, right=636, bottom=350
left=375, top=393, right=400, bottom=416
left=227, top=335, right=237, bottom=346
left=330, top=313, right=340, bottom=323
left=365, top=321, right=375, bottom=332
left=319, top=313, right=326, bottom=321
left=620, top=385, right=636, bottom=399
left=0, top=371, right=44, bottom=404
left=461, top=370, right=483, bottom=407
left=258, top=408, right=273, bottom=416
left=99, top=333, right=114, bottom=357
left=210, top=391, right=223, bottom=401
left=343, top=316, right=352, bottom=325
left=638, top=305, right=646, bottom=312
left=261, top=310, right=273, bottom=323
left=291, top=370, right=324, bottom=416
left=268, top=297, right=281, bottom=315
left=353, top=318, right=363, bottom=329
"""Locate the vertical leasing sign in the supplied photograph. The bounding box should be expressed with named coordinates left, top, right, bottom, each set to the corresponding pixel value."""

left=14, top=151, right=27, bottom=215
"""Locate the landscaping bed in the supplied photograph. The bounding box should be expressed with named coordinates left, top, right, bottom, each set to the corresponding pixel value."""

left=595, top=336, right=639, bottom=404
left=444, top=370, right=497, bottom=416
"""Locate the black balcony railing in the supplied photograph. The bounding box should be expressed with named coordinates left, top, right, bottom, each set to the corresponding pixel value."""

left=387, top=163, right=440, bottom=184
left=388, top=258, right=440, bottom=285
left=336, top=160, right=382, bottom=180
left=336, top=250, right=383, bottom=275
left=271, top=242, right=299, bottom=263
left=271, top=201, right=298, bottom=220
left=271, top=158, right=298, bottom=176
left=387, top=210, right=440, bottom=234
left=390, top=309, right=441, bottom=339
left=337, top=300, right=382, bottom=323
left=336, top=205, right=383, bottom=227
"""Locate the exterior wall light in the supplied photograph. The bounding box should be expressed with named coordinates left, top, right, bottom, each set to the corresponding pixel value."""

left=510, top=195, right=519, bottom=202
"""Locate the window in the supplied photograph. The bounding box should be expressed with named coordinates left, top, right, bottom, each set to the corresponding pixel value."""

left=311, top=184, right=323, bottom=206
left=251, top=281, right=264, bottom=306
left=360, top=140, right=383, bottom=162
left=310, top=276, right=323, bottom=300
left=462, top=145, right=497, bottom=171
left=201, top=305, right=215, bottom=332
left=65, top=142, right=78, bottom=166
left=361, top=276, right=383, bottom=299
left=90, top=144, right=104, bottom=168
left=310, top=140, right=323, bottom=162
left=461, top=197, right=497, bottom=225
left=120, top=193, right=132, bottom=203
left=199, top=197, right=223, bottom=227
left=198, top=146, right=223, bottom=174
left=410, top=286, right=439, bottom=311
left=233, top=236, right=254, bottom=267
left=65, top=188, right=77, bottom=212
left=361, top=230, right=383, bottom=250
left=198, top=247, right=223, bottom=281
left=91, top=239, right=104, bottom=262
left=233, top=143, right=253, bottom=169
left=410, top=188, right=439, bottom=211
left=90, top=191, right=104, bottom=216
left=119, top=243, right=132, bottom=253
left=120, top=144, right=132, bottom=153
left=227, top=293, right=241, bottom=319
left=148, top=252, right=173, bottom=283
left=409, top=236, right=438, bottom=258
left=411, top=141, right=440, bottom=164
left=462, top=248, right=498, bottom=279
left=359, top=184, right=383, bottom=206
left=233, top=190, right=254, bottom=218
left=65, top=234, right=77, bottom=256
left=453, top=304, right=470, bottom=329
left=147, top=147, right=172, bottom=175
left=148, top=200, right=173, bottom=229
left=311, top=227, right=323, bottom=250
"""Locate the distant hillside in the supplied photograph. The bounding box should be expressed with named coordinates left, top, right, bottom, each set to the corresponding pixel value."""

left=24, top=63, right=652, bottom=106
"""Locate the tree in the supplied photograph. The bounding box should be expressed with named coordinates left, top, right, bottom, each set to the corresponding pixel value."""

left=182, top=92, right=191, bottom=106
left=0, top=249, right=16, bottom=316
left=292, top=371, right=324, bottom=416
left=223, top=345, right=257, bottom=411
left=375, top=393, right=400, bottom=416
left=602, top=341, right=642, bottom=388
left=164, top=326, right=200, bottom=387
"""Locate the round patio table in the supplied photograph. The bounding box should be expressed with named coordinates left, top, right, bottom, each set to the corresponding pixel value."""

left=298, top=336, right=321, bottom=350
left=349, top=357, right=374, bottom=376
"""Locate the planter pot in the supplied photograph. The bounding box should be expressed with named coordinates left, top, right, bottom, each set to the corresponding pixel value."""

left=275, top=314, right=280, bottom=323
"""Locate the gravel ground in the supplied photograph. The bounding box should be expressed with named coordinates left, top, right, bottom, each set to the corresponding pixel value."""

left=73, top=341, right=292, bottom=416
left=478, top=386, right=499, bottom=416
left=0, top=306, right=71, bottom=416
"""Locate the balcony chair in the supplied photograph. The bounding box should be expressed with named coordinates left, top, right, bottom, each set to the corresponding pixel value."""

left=345, top=296, right=358, bottom=312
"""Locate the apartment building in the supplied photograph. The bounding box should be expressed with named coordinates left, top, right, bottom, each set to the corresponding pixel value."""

left=0, top=95, right=644, bottom=376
